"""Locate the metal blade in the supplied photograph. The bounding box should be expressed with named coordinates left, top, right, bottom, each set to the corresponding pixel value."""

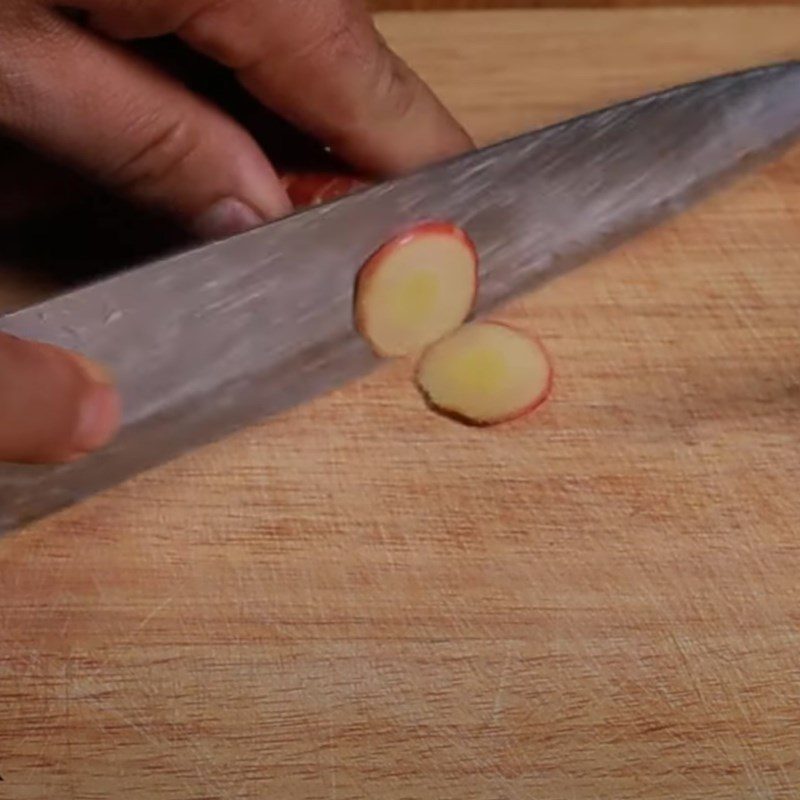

left=1, top=62, right=799, bottom=531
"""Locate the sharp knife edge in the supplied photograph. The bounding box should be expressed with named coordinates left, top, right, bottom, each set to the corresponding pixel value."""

left=1, top=61, right=799, bottom=531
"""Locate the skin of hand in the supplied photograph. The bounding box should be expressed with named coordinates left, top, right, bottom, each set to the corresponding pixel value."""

left=0, top=0, right=473, bottom=465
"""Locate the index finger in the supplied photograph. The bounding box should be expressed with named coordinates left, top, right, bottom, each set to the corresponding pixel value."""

left=179, top=0, right=474, bottom=175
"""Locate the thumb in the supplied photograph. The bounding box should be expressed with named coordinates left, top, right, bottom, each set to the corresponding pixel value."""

left=1, top=13, right=290, bottom=240
left=0, top=335, right=121, bottom=465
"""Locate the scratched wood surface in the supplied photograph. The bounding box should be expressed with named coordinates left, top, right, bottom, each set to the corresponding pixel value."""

left=370, top=1, right=776, bottom=8
left=2, top=6, right=800, bottom=799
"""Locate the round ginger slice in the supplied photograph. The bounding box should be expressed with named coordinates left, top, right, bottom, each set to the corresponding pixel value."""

left=355, top=223, right=478, bottom=357
left=416, top=322, right=552, bottom=426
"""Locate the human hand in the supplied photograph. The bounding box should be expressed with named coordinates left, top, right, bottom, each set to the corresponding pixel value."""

left=0, top=0, right=472, bottom=237
left=0, top=0, right=472, bottom=463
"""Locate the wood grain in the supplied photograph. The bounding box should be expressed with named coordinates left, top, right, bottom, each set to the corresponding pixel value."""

left=369, top=1, right=785, bottom=9
left=2, top=6, right=800, bottom=800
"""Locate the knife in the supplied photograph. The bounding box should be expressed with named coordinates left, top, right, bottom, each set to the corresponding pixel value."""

left=1, top=62, right=799, bottom=533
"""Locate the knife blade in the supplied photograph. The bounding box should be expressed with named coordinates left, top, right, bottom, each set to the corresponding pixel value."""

left=1, top=62, right=799, bottom=532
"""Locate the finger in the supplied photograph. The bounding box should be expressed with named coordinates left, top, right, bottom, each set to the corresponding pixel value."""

left=82, top=0, right=474, bottom=176
left=0, top=334, right=121, bottom=464
left=0, top=11, right=290, bottom=239
left=185, top=0, right=474, bottom=174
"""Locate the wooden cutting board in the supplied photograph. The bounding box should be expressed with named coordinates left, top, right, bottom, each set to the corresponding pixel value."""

left=370, top=1, right=782, bottom=8
left=2, top=7, right=800, bottom=799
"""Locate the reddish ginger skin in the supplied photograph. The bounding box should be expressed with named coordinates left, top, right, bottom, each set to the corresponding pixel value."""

left=285, top=198, right=548, bottom=424
left=415, top=321, right=554, bottom=427
left=282, top=178, right=551, bottom=426
left=281, top=173, right=368, bottom=208
left=354, top=222, right=480, bottom=357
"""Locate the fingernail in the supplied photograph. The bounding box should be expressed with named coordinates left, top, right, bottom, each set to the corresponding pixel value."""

left=192, top=198, right=265, bottom=240
left=67, top=351, right=121, bottom=457
left=71, top=383, right=122, bottom=457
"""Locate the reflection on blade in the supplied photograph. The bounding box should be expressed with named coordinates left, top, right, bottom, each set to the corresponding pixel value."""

left=1, top=62, right=799, bottom=531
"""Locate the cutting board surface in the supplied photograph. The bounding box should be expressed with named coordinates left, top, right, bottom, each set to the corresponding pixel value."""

left=2, top=7, right=800, bottom=799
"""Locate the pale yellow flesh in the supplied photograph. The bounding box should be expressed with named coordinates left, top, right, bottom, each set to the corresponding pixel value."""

left=417, top=323, right=550, bottom=424
left=359, top=233, right=476, bottom=356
